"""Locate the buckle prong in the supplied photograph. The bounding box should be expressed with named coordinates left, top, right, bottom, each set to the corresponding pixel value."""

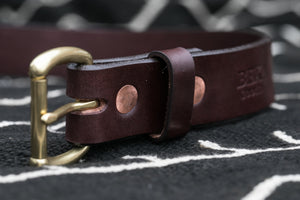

left=41, top=100, right=98, bottom=124
left=29, top=47, right=94, bottom=167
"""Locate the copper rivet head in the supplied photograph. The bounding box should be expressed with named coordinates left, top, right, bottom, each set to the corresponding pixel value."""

left=193, top=76, right=206, bottom=105
left=116, top=85, right=138, bottom=114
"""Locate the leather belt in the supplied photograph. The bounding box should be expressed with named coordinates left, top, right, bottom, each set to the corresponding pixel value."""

left=0, top=27, right=274, bottom=166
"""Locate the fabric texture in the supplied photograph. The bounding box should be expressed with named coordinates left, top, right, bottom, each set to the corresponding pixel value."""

left=0, top=0, right=300, bottom=199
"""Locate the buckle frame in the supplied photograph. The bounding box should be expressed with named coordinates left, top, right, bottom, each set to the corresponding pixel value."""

left=29, top=47, right=96, bottom=166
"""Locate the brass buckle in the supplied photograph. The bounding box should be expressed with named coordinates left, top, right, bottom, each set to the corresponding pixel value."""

left=29, top=47, right=97, bottom=166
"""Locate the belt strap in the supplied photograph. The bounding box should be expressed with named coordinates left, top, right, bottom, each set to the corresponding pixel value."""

left=0, top=27, right=274, bottom=145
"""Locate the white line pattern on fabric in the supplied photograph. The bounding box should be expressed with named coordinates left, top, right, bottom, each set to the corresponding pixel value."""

left=273, top=72, right=300, bottom=83
left=0, top=89, right=65, bottom=106
left=0, top=131, right=299, bottom=184
left=275, top=93, right=300, bottom=101
left=271, top=41, right=288, bottom=56
left=0, top=96, right=31, bottom=106
left=0, top=121, right=30, bottom=128
left=126, top=0, right=169, bottom=32
left=0, top=0, right=72, bottom=26
left=0, top=76, right=65, bottom=88
left=273, top=130, right=300, bottom=144
left=0, top=120, right=65, bottom=134
left=241, top=174, right=300, bottom=200
left=281, top=25, right=300, bottom=48
left=47, top=121, right=65, bottom=134
left=0, top=0, right=299, bottom=59
left=270, top=102, right=287, bottom=110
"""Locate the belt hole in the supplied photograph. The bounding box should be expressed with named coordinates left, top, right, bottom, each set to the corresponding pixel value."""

left=73, top=99, right=107, bottom=115
left=194, top=76, right=205, bottom=105
left=116, top=85, right=138, bottom=114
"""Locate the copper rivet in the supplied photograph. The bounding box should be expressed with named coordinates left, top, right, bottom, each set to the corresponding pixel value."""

left=116, top=85, right=138, bottom=114
left=193, top=76, right=205, bottom=105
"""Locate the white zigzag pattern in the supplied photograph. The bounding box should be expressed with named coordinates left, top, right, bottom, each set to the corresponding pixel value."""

left=0, top=120, right=65, bottom=134
left=0, top=89, right=65, bottom=106
left=273, top=72, right=300, bottom=83
left=242, top=174, right=300, bottom=200
left=1, top=0, right=300, bottom=60
left=0, top=129, right=298, bottom=198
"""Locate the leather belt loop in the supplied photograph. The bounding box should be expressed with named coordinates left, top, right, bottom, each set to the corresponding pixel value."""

left=148, top=47, right=196, bottom=141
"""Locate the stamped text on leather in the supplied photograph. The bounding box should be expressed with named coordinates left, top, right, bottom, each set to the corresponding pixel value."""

left=237, top=66, right=265, bottom=100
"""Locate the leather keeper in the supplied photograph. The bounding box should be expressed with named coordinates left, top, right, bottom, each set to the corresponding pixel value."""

left=148, top=47, right=195, bottom=141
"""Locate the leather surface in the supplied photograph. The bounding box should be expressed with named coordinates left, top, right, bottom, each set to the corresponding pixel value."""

left=64, top=30, right=274, bottom=144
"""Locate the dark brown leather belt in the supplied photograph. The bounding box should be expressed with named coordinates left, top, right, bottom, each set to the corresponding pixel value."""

left=0, top=27, right=274, bottom=166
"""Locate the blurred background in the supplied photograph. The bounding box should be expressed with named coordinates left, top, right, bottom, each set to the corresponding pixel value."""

left=0, top=0, right=300, bottom=71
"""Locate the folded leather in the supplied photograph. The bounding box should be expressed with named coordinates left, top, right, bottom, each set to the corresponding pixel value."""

left=63, top=30, right=274, bottom=144
left=148, top=48, right=195, bottom=141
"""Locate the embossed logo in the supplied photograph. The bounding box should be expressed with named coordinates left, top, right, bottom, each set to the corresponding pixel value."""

left=236, top=66, right=265, bottom=100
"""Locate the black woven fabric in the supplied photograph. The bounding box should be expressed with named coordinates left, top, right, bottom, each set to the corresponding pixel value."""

left=0, top=58, right=298, bottom=200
